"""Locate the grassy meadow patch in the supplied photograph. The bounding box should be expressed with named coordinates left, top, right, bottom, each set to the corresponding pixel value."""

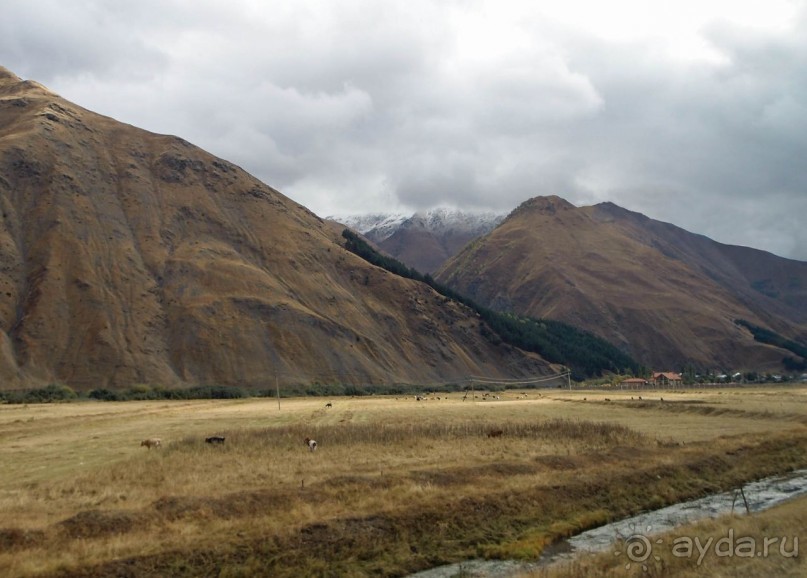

left=0, top=387, right=805, bottom=576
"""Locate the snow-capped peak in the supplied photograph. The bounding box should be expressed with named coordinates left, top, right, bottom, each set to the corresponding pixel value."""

left=329, top=213, right=409, bottom=242
left=330, top=208, right=505, bottom=242
left=408, top=208, right=505, bottom=234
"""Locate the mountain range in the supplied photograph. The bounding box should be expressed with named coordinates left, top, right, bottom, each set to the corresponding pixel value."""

left=3, top=64, right=804, bottom=389
left=436, top=196, right=807, bottom=371
left=0, top=66, right=550, bottom=389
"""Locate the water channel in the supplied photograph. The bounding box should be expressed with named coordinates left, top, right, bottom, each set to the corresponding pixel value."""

left=408, top=468, right=807, bottom=578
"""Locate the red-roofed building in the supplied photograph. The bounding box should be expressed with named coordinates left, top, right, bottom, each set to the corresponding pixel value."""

left=653, top=372, right=683, bottom=387
left=621, top=377, right=649, bottom=389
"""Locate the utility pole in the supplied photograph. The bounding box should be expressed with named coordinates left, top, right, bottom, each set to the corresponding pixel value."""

left=275, top=374, right=281, bottom=410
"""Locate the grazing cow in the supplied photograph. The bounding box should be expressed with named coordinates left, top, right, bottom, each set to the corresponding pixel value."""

left=325, top=402, right=333, bottom=408
left=304, top=437, right=318, bottom=451
left=205, top=436, right=226, bottom=444
left=604, top=398, right=611, bottom=402
left=140, top=438, right=162, bottom=450
left=487, top=429, right=504, bottom=438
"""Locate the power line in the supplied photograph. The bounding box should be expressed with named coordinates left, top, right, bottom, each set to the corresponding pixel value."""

left=466, top=372, right=570, bottom=386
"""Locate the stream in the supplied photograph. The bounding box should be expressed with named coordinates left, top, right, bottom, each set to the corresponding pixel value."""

left=408, top=468, right=807, bottom=578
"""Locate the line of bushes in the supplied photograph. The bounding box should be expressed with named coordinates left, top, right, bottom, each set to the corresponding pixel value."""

left=0, top=379, right=570, bottom=405
left=0, top=384, right=249, bottom=404
left=0, top=384, right=79, bottom=404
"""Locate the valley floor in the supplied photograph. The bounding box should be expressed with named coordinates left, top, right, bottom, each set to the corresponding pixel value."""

left=1, top=386, right=806, bottom=576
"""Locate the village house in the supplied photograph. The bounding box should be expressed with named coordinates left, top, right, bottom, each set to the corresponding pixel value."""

left=620, top=377, right=649, bottom=389
left=653, top=372, right=683, bottom=387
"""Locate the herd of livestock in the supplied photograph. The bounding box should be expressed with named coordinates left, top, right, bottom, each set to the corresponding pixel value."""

left=138, top=394, right=539, bottom=453
left=139, top=435, right=317, bottom=451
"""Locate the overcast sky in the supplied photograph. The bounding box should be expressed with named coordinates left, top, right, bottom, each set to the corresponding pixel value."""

left=2, top=0, right=806, bottom=260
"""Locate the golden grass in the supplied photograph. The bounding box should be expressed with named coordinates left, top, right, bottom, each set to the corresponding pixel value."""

left=1, top=386, right=805, bottom=577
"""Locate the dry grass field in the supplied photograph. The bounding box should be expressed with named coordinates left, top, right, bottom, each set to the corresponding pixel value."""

left=1, top=386, right=806, bottom=577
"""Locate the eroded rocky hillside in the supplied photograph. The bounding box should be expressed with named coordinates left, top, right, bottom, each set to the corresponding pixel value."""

left=0, top=67, right=550, bottom=389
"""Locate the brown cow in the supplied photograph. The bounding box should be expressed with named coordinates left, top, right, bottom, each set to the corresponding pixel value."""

left=140, top=438, right=162, bottom=450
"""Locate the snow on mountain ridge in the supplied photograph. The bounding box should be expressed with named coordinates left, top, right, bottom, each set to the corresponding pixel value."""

left=331, top=208, right=505, bottom=242
left=408, top=208, right=505, bottom=234
left=333, top=213, right=409, bottom=240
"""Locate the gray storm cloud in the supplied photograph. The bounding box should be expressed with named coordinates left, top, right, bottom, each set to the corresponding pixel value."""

left=1, top=0, right=805, bottom=260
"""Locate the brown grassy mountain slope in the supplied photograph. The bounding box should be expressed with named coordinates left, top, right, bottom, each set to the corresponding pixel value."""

left=437, top=196, right=807, bottom=371
left=377, top=226, right=459, bottom=274
left=0, top=67, right=551, bottom=389
left=378, top=212, right=505, bottom=273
